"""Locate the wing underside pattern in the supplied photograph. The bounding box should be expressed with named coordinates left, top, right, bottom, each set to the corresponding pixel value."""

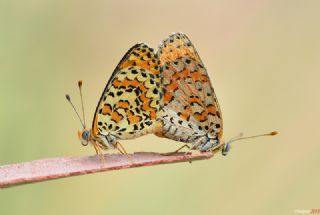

left=92, top=44, right=162, bottom=140
left=157, top=33, right=223, bottom=143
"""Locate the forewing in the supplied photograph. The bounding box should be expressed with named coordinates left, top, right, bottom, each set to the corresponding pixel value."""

left=92, top=44, right=161, bottom=139
left=157, top=32, right=223, bottom=141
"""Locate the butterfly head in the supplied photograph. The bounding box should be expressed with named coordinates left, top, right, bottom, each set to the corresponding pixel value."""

left=78, top=129, right=91, bottom=146
left=221, top=141, right=231, bottom=156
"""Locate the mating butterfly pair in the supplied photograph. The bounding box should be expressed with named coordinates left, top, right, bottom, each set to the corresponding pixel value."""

left=66, top=32, right=277, bottom=157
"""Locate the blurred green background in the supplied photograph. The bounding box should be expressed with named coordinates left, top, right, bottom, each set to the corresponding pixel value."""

left=1, top=0, right=319, bottom=214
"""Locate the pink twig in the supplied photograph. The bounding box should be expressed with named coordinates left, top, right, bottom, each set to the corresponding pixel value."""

left=0, top=152, right=213, bottom=188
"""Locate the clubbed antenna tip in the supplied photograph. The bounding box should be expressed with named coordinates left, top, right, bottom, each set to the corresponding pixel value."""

left=78, top=80, right=86, bottom=128
left=65, top=94, right=71, bottom=101
left=270, top=131, right=278, bottom=136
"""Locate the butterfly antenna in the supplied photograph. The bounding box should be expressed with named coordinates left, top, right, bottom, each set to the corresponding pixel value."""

left=65, top=94, right=85, bottom=128
left=228, top=131, right=278, bottom=145
left=78, top=80, right=86, bottom=129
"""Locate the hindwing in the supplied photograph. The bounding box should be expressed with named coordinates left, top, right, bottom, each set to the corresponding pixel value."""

left=92, top=44, right=161, bottom=139
left=157, top=32, right=223, bottom=142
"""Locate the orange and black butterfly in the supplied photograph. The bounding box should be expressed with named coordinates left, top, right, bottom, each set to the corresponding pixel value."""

left=66, top=43, right=162, bottom=155
left=155, top=32, right=277, bottom=155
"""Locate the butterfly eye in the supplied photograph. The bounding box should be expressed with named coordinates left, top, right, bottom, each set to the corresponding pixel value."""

left=222, top=143, right=230, bottom=156
left=82, top=130, right=90, bottom=141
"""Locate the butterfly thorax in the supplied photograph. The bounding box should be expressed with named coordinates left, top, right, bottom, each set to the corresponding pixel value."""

left=197, top=132, right=224, bottom=152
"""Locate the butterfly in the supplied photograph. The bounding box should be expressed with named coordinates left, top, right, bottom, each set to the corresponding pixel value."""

left=155, top=32, right=277, bottom=155
left=66, top=43, right=162, bottom=155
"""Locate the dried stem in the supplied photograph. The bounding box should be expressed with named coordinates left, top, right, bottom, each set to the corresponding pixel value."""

left=0, top=152, right=213, bottom=188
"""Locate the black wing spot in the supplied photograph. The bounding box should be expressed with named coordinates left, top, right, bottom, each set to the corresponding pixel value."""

left=135, top=107, right=141, bottom=114
left=135, top=98, right=140, bottom=106
left=118, top=128, right=126, bottom=132
left=141, top=72, right=147, bottom=78
left=153, top=88, right=158, bottom=94
left=134, top=88, right=141, bottom=96
left=132, top=52, right=139, bottom=57
left=108, top=92, right=115, bottom=97
left=186, top=115, right=191, bottom=121
left=170, top=117, right=174, bottom=123
left=145, top=121, right=152, bottom=126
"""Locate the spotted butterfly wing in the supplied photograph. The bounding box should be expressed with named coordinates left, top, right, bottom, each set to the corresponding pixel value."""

left=156, top=32, right=223, bottom=151
left=92, top=43, right=161, bottom=144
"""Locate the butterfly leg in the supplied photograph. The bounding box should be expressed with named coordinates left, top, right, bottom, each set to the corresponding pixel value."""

left=160, top=144, right=191, bottom=156
left=190, top=137, right=207, bottom=151
left=182, top=137, right=207, bottom=156
left=179, top=139, right=206, bottom=163
left=92, top=142, right=106, bottom=162
left=114, top=143, right=125, bottom=155
left=114, top=141, right=133, bottom=163
left=93, top=143, right=99, bottom=155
